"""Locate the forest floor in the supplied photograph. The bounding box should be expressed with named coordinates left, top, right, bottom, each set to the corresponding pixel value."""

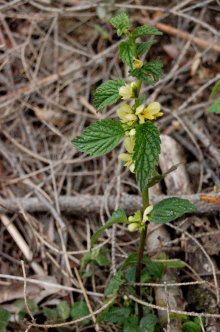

left=0, top=0, right=220, bottom=331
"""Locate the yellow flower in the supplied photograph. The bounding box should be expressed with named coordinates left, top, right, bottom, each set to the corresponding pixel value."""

left=117, top=104, right=137, bottom=124
left=135, top=102, right=163, bottom=124
left=142, top=205, right=153, bottom=224
left=129, top=128, right=136, bottom=136
left=118, top=153, right=135, bottom=173
left=119, top=81, right=139, bottom=100
left=119, top=84, right=133, bottom=100
left=118, top=152, right=135, bottom=173
left=118, top=134, right=136, bottom=173
left=128, top=222, right=138, bottom=232
left=133, top=59, right=143, bottom=69
left=124, top=136, right=135, bottom=153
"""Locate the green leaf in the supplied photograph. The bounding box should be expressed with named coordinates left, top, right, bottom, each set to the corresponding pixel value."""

left=156, top=253, right=185, bottom=268
left=136, top=41, right=157, bottom=56
left=70, top=301, right=90, bottom=326
left=123, top=254, right=163, bottom=279
left=110, top=13, right=129, bottom=36
left=123, top=316, right=140, bottom=332
left=105, top=270, right=125, bottom=296
left=138, top=94, right=148, bottom=104
left=43, top=307, right=58, bottom=321
left=207, top=97, right=220, bottom=114
left=80, top=248, right=110, bottom=271
left=123, top=253, right=139, bottom=267
left=133, top=121, right=161, bottom=192
left=210, top=80, right=220, bottom=98
left=125, top=265, right=136, bottom=282
left=97, top=306, right=131, bottom=325
left=119, top=41, right=135, bottom=67
left=146, top=259, right=163, bottom=279
left=72, top=120, right=124, bottom=157
left=91, top=209, right=127, bottom=247
left=93, top=79, right=125, bottom=110
left=143, top=59, right=163, bottom=81
left=129, top=58, right=163, bottom=84
left=149, top=198, right=196, bottom=224
left=57, top=301, right=70, bottom=321
left=0, top=307, right=10, bottom=332
left=183, top=321, right=201, bottom=332
left=14, top=299, right=38, bottom=315
left=132, top=26, right=163, bottom=38
left=161, top=260, right=185, bottom=268
left=140, top=313, right=158, bottom=332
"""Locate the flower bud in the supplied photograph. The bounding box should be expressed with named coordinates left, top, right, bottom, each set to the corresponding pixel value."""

left=128, top=223, right=138, bottom=232
left=133, top=59, right=143, bottom=69
left=129, top=129, right=136, bottom=136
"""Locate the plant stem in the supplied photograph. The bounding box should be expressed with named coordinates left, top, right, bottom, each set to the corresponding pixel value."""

left=135, top=186, right=149, bottom=320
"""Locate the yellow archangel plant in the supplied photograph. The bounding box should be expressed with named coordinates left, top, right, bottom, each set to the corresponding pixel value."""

left=72, top=13, right=196, bottom=327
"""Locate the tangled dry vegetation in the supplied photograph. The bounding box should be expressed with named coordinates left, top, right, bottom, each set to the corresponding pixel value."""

left=0, top=0, right=220, bottom=331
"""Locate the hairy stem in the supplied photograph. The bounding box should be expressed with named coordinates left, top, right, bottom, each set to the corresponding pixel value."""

left=135, top=187, right=149, bottom=320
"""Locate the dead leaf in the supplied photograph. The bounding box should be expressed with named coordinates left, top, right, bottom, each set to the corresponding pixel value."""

left=33, top=107, right=67, bottom=127
left=0, top=276, right=59, bottom=305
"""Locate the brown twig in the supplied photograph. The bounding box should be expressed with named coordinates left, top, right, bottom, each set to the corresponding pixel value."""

left=0, top=193, right=219, bottom=215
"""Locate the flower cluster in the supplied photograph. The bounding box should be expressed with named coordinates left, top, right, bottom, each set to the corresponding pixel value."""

left=127, top=206, right=153, bottom=232
left=118, top=131, right=135, bottom=173
left=135, top=102, right=163, bottom=123
left=117, top=81, right=163, bottom=172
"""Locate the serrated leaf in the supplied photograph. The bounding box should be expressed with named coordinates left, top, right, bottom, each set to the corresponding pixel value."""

left=57, top=301, right=70, bottom=320
left=132, top=26, right=162, bottom=38
left=0, top=307, right=10, bottom=332
left=143, top=59, right=163, bottom=81
left=133, top=121, right=161, bottom=192
left=140, top=314, right=158, bottom=332
left=149, top=198, right=196, bottom=224
left=97, top=306, right=131, bottom=325
left=123, top=316, right=140, bottom=332
left=70, top=301, right=90, bottom=326
left=105, top=270, right=125, bottom=296
left=91, top=209, right=127, bottom=247
left=207, top=97, right=220, bottom=114
left=110, top=13, right=129, bottom=36
left=93, top=79, right=125, bottom=110
left=129, top=58, right=163, bottom=84
left=72, top=120, right=124, bottom=157
left=119, top=41, right=135, bottom=67
left=136, top=41, right=157, bottom=55
left=210, top=80, right=220, bottom=98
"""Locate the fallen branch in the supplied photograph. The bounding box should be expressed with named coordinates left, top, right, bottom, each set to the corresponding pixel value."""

left=155, top=21, right=220, bottom=54
left=138, top=11, right=220, bottom=54
left=0, top=193, right=219, bottom=215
